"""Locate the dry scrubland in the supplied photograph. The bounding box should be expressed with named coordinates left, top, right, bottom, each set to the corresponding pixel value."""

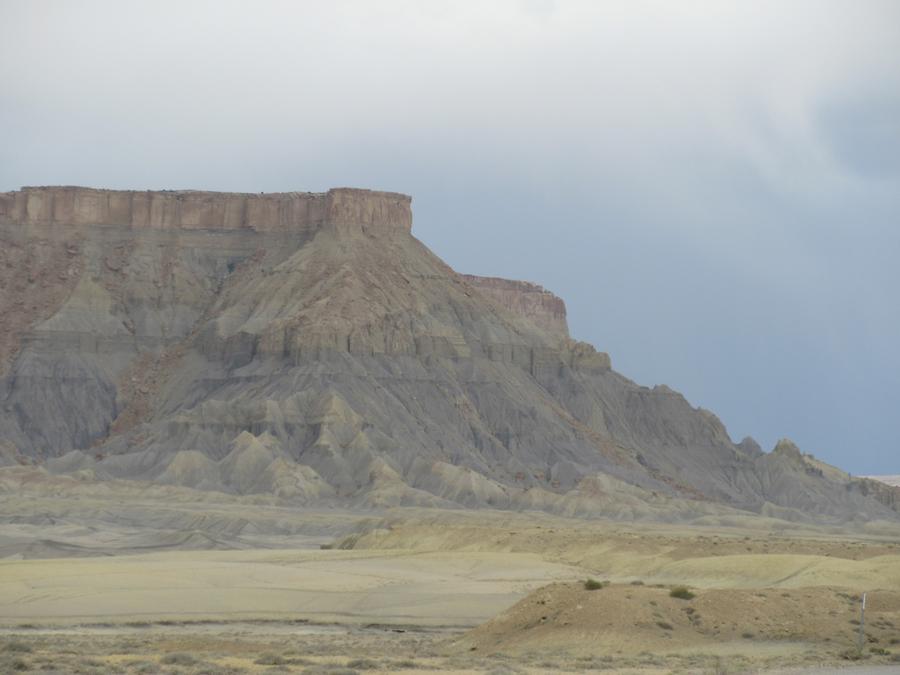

left=1, top=507, right=900, bottom=673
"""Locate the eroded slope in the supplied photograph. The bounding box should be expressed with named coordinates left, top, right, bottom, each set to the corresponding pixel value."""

left=0, top=185, right=896, bottom=524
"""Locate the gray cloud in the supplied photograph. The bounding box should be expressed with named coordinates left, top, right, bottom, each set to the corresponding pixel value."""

left=818, top=94, right=900, bottom=178
left=1, top=0, right=898, bottom=472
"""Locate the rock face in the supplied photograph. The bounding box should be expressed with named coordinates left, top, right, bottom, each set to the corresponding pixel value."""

left=460, top=275, right=570, bottom=342
left=0, top=185, right=896, bottom=523
left=0, top=186, right=411, bottom=233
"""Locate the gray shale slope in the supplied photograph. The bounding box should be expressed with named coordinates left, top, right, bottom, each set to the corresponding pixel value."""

left=0, top=186, right=896, bottom=524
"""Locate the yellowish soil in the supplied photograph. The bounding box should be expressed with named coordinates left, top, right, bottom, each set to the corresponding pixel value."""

left=0, top=548, right=584, bottom=627
left=2, top=507, right=899, bottom=672
left=345, top=512, right=900, bottom=592
left=457, top=582, right=900, bottom=657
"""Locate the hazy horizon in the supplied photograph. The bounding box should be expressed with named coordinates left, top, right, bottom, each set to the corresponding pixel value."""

left=1, top=1, right=898, bottom=473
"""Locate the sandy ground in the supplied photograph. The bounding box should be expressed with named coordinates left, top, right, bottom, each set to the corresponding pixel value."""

left=0, top=623, right=687, bottom=674
left=1, top=488, right=899, bottom=673
left=0, top=549, right=585, bottom=627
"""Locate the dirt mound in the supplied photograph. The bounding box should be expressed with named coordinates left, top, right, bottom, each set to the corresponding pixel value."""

left=456, top=581, right=900, bottom=658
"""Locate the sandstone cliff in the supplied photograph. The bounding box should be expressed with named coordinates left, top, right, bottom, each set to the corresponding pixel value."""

left=460, top=275, right=570, bottom=342
left=0, top=186, right=894, bottom=524
left=0, top=186, right=411, bottom=234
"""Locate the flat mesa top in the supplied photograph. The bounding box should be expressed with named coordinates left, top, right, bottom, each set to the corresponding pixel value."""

left=9, top=185, right=411, bottom=200
left=0, top=185, right=413, bottom=232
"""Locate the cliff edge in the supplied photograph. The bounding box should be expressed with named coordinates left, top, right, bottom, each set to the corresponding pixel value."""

left=0, top=186, right=412, bottom=234
left=461, top=274, right=570, bottom=342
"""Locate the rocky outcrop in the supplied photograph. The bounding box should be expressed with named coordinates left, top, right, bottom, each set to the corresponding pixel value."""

left=0, top=185, right=895, bottom=524
left=0, top=186, right=411, bottom=234
left=0, top=233, right=84, bottom=375
left=461, top=274, right=569, bottom=341
left=736, top=436, right=764, bottom=457
left=771, top=438, right=805, bottom=464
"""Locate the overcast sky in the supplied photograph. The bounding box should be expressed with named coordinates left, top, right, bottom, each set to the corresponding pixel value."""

left=2, top=1, right=898, bottom=473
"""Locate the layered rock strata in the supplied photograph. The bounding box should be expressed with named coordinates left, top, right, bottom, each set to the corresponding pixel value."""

left=0, top=185, right=895, bottom=523
left=460, top=275, right=570, bottom=342
left=0, top=186, right=411, bottom=234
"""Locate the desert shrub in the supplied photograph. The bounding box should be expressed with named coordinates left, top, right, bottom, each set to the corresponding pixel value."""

left=670, top=586, right=695, bottom=600
left=285, top=657, right=315, bottom=666
left=390, top=661, right=422, bottom=669
left=0, top=654, right=30, bottom=671
left=839, top=647, right=867, bottom=661
left=159, top=652, right=197, bottom=666
left=74, top=657, right=108, bottom=670
left=630, top=580, right=645, bottom=585
left=3, top=642, right=33, bottom=654
left=584, top=578, right=608, bottom=590
left=254, top=653, right=286, bottom=665
left=656, top=621, right=673, bottom=630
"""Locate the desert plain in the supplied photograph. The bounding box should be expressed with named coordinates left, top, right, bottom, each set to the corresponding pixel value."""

left=2, top=476, right=900, bottom=674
